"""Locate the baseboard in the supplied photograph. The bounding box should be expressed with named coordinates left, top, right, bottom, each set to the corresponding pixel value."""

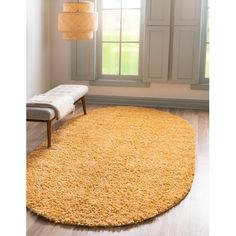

left=87, top=95, right=209, bottom=110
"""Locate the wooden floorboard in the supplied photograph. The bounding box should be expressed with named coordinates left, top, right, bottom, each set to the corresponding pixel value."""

left=27, top=104, right=209, bottom=236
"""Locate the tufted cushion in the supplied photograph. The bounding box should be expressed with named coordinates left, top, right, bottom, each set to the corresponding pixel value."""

left=27, top=84, right=88, bottom=122
left=45, top=84, right=88, bottom=102
left=27, top=107, right=55, bottom=121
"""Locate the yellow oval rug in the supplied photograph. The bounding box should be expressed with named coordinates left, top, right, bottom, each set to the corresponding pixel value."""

left=27, top=106, right=195, bottom=227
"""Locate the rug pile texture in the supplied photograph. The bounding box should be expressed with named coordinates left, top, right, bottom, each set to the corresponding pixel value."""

left=27, top=106, right=195, bottom=227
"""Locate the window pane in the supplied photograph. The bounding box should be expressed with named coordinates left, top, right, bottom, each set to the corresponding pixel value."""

left=102, top=43, right=120, bottom=75
left=122, top=0, right=141, bottom=8
left=103, top=10, right=120, bottom=41
left=122, top=10, right=140, bottom=41
left=121, top=43, right=139, bottom=75
left=205, top=44, right=209, bottom=78
left=103, top=0, right=120, bottom=9
left=206, top=9, right=209, bottom=43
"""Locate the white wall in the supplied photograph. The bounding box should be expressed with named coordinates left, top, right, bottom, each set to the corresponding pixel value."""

left=50, top=0, right=209, bottom=101
left=26, top=0, right=51, bottom=98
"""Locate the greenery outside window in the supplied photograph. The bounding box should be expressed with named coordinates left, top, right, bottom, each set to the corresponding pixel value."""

left=96, top=0, right=143, bottom=81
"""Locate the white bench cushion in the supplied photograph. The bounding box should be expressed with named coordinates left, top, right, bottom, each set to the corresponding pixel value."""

left=27, top=84, right=88, bottom=121
left=27, top=94, right=75, bottom=120
left=45, top=84, right=88, bottom=102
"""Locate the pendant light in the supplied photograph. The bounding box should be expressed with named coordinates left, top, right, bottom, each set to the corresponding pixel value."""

left=58, top=1, right=98, bottom=40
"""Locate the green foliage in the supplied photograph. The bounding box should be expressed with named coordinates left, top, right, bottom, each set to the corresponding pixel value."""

left=102, top=33, right=139, bottom=76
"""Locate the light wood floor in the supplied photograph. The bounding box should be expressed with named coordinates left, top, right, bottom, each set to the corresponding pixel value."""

left=27, top=104, right=209, bottom=236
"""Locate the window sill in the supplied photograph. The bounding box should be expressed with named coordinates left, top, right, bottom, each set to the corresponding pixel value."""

left=191, top=84, right=209, bottom=90
left=89, top=79, right=150, bottom=88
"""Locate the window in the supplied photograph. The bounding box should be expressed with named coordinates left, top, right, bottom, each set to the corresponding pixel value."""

left=200, top=0, right=209, bottom=83
left=205, top=6, right=209, bottom=79
left=97, top=0, right=143, bottom=79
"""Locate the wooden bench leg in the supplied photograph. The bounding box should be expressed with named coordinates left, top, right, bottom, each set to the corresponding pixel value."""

left=47, top=120, right=52, bottom=148
left=81, top=96, right=87, bottom=115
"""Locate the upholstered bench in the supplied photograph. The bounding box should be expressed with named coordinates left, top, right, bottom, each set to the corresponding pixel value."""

left=27, top=84, right=88, bottom=147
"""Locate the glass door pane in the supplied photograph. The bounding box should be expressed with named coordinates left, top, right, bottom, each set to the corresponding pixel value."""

left=122, top=10, right=140, bottom=41
left=102, top=43, right=120, bottom=75
left=103, top=0, right=121, bottom=9
left=122, top=0, right=141, bottom=8
left=121, top=43, right=139, bottom=75
left=103, top=10, right=120, bottom=41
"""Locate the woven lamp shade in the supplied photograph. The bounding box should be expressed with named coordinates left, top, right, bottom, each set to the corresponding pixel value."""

left=58, top=2, right=98, bottom=40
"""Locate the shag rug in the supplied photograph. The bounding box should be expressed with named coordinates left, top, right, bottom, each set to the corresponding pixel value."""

left=27, top=106, right=195, bottom=227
